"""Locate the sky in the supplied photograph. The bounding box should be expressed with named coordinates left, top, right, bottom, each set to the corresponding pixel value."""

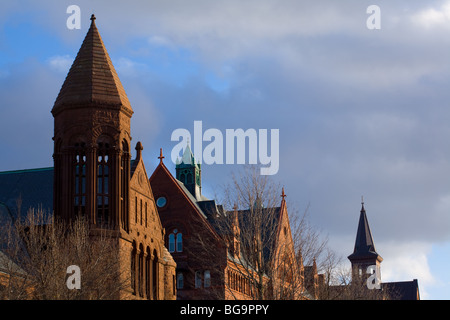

left=0, top=0, right=449, bottom=299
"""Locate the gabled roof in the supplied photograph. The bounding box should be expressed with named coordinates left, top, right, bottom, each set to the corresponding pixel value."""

left=52, top=14, right=133, bottom=116
left=149, top=159, right=222, bottom=240
left=348, top=202, right=382, bottom=262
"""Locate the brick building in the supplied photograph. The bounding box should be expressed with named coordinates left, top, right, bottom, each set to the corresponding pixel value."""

left=150, top=143, right=314, bottom=300
left=0, top=15, right=176, bottom=300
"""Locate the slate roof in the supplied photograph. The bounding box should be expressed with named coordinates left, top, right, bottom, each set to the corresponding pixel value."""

left=382, top=279, right=420, bottom=300
left=348, top=203, right=382, bottom=262
left=0, top=167, right=53, bottom=222
left=52, top=14, right=133, bottom=116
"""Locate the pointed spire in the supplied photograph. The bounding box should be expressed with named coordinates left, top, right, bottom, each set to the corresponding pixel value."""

left=52, top=14, right=133, bottom=116
left=180, top=140, right=195, bottom=165
left=348, top=199, right=382, bottom=262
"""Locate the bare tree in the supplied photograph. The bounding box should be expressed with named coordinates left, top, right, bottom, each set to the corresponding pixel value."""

left=189, top=166, right=337, bottom=300
left=0, top=207, right=130, bottom=300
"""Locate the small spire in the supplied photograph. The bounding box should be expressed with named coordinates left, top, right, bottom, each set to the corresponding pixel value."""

left=158, top=148, right=165, bottom=163
left=361, top=196, right=365, bottom=212
left=281, top=187, right=286, bottom=200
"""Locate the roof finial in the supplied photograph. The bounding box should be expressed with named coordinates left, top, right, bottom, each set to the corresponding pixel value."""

left=281, top=187, right=286, bottom=200
left=361, top=195, right=364, bottom=205
left=90, top=14, right=96, bottom=22
left=158, top=148, right=165, bottom=163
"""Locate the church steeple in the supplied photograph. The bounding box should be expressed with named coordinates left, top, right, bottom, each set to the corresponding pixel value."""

left=175, top=140, right=201, bottom=199
left=348, top=199, right=383, bottom=281
left=52, top=15, right=132, bottom=231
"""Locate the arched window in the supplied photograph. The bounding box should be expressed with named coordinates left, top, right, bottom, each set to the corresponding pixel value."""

left=176, top=233, right=183, bottom=252
left=177, top=272, right=184, bottom=289
left=96, top=141, right=110, bottom=226
left=168, top=229, right=183, bottom=253
left=168, top=233, right=175, bottom=253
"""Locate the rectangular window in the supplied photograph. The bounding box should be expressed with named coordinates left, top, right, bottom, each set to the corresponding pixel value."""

left=177, top=272, right=184, bottom=289
left=204, top=270, right=211, bottom=288
left=195, top=271, right=202, bottom=289
left=140, top=199, right=143, bottom=225
left=145, top=202, right=148, bottom=227
left=135, top=197, right=138, bottom=223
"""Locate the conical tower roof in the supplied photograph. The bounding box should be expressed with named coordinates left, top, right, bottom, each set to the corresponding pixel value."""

left=348, top=201, right=382, bottom=262
left=52, top=14, right=133, bottom=116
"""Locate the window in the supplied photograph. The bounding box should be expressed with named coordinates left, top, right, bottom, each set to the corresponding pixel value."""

left=152, top=250, right=158, bottom=299
left=145, top=248, right=150, bottom=299
left=156, top=196, right=167, bottom=208
left=140, top=199, right=143, bottom=225
left=135, top=197, right=138, bottom=223
left=176, top=233, right=183, bottom=252
left=177, top=272, right=184, bottom=289
left=195, top=271, right=202, bottom=289
left=131, top=243, right=137, bottom=294
left=204, top=270, right=211, bottom=288
left=145, top=202, right=148, bottom=227
left=168, top=233, right=175, bottom=253
left=168, top=229, right=182, bottom=253
left=74, top=142, right=86, bottom=216
left=121, top=140, right=129, bottom=231
left=96, top=142, right=110, bottom=226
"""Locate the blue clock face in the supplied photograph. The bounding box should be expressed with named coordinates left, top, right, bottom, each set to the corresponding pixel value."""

left=156, top=196, right=167, bottom=208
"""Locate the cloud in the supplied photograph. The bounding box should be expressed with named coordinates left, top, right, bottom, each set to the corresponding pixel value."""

left=47, top=55, right=73, bottom=73
left=412, top=1, right=450, bottom=29
left=379, top=241, right=435, bottom=299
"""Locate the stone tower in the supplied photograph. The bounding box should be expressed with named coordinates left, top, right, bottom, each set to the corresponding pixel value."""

left=51, top=14, right=133, bottom=231
left=347, top=200, right=383, bottom=283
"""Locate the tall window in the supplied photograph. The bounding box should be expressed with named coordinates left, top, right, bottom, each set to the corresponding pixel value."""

left=195, top=271, right=202, bottom=289
left=145, top=247, right=151, bottom=299
left=145, top=202, right=148, bottom=227
left=138, top=245, right=144, bottom=297
left=74, top=142, right=86, bottom=216
left=204, top=270, right=211, bottom=288
left=131, top=242, right=136, bottom=294
left=152, top=250, right=158, bottom=299
left=96, top=142, right=110, bottom=226
left=168, top=229, right=183, bottom=253
left=121, top=140, right=129, bottom=231
left=177, top=272, right=184, bottom=289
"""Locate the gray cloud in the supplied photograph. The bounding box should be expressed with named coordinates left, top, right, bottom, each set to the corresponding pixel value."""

left=1, top=0, right=450, bottom=298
